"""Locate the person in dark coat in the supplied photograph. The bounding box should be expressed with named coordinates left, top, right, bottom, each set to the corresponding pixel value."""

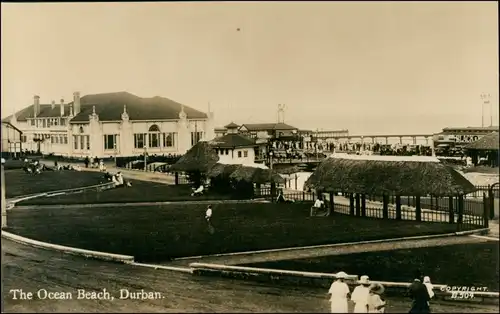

left=407, top=271, right=431, bottom=313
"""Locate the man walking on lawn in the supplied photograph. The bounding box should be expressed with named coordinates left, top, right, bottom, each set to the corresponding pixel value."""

left=206, top=205, right=214, bottom=234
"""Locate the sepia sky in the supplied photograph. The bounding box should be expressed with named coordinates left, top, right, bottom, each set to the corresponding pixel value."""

left=1, top=1, right=498, bottom=135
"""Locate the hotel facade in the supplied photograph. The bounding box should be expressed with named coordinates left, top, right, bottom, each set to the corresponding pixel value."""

left=2, top=92, right=215, bottom=158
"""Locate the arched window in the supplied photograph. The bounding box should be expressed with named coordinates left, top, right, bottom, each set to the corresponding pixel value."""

left=149, top=124, right=160, bottom=132
left=148, top=124, right=160, bottom=148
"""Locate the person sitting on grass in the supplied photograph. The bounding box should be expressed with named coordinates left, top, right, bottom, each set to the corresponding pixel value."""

left=276, top=189, right=295, bottom=203
left=311, top=195, right=327, bottom=216
left=191, top=184, right=204, bottom=196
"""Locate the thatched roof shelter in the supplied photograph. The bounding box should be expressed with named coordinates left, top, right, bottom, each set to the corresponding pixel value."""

left=304, top=154, right=476, bottom=196
left=169, top=141, right=219, bottom=173
left=206, top=163, right=242, bottom=178
left=275, top=165, right=303, bottom=175
left=466, top=132, right=499, bottom=151
left=230, top=166, right=285, bottom=184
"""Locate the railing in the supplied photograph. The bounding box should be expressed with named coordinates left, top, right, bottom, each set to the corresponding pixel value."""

left=255, top=188, right=489, bottom=231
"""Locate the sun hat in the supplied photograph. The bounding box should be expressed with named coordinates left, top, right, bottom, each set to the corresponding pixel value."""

left=369, top=283, right=385, bottom=295
left=335, top=271, right=348, bottom=279
left=358, top=275, right=370, bottom=285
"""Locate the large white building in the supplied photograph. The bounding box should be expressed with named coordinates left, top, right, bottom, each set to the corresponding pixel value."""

left=2, top=92, right=215, bottom=158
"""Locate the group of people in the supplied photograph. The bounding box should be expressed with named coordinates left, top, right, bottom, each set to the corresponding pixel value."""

left=103, top=171, right=131, bottom=187
left=328, top=271, right=435, bottom=313
left=84, top=156, right=106, bottom=172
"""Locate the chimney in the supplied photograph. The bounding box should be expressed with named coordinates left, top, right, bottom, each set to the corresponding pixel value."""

left=60, top=98, right=65, bottom=116
left=51, top=100, right=56, bottom=109
left=73, top=92, right=81, bottom=115
left=69, top=105, right=74, bottom=117
left=33, top=95, right=40, bottom=117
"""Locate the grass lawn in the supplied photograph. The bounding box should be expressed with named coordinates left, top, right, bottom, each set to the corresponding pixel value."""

left=4, top=169, right=105, bottom=198
left=7, top=203, right=458, bottom=262
left=242, top=242, right=499, bottom=291
left=17, top=180, right=236, bottom=205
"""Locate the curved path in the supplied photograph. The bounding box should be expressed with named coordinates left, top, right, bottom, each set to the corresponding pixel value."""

left=2, top=238, right=496, bottom=313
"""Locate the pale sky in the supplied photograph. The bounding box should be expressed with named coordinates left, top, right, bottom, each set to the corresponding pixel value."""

left=1, top=1, right=498, bottom=135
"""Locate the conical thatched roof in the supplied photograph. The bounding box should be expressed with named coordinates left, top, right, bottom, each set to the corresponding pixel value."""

left=275, top=165, right=302, bottom=175
left=207, top=163, right=242, bottom=178
left=230, top=166, right=285, bottom=184
left=169, top=141, right=219, bottom=172
left=466, top=132, right=499, bottom=150
left=304, top=154, right=476, bottom=196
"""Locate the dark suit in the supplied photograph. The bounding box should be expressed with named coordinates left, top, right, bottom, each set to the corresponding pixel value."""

left=407, top=280, right=431, bottom=313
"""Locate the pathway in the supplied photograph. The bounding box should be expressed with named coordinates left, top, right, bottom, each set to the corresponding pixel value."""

left=40, top=159, right=177, bottom=185
left=4, top=238, right=495, bottom=313
left=166, top=234, right=491, bottom=267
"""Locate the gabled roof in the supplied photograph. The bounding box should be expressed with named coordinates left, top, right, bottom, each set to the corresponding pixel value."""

left=69, top=92, right=207, bottom=123
left=239, top=123, right=298, bottom=131
left=1, top=121, right=23, bottom=134
left=466, top=132, right=499, bottom=150
left=2, top=91, right=207, bottom=123
left=224, top=122, right=240, bottom=129
left=210, top=133, right=256, bottom=148
left=2, top=104, right=67, bottom=122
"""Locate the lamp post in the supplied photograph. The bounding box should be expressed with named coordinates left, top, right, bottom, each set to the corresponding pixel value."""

left=269, top=151, right=274, bottom=170
left=1, top=157, right=7, bottom=228
left=144, top=144, right=148, bottom=172
left=114, top=142, right=117, bottom=166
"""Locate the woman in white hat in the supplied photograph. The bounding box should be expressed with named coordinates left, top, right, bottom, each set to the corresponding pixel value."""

left=351, top=275, right=371, bottom=313
left=367, top=283, right=386, bottom=313
left=328, top=271, right=351, bottom=313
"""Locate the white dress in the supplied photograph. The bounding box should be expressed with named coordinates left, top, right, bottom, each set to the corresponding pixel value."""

left=328, top=281, right=350, bottom=313
left=351, top=285, right=370, bottom=313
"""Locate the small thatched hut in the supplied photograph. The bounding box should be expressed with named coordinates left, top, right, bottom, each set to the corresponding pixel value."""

left=169, top=140, right=220, bottom=186
left=465, top=132, right=499, bottom=167
left=304, top=154, right=477, bottom=222
left=207, top=163, right=242, bottom=179
left=230, top=165, right=285, bottom=185
left=169, top=141, right=219, bottom=173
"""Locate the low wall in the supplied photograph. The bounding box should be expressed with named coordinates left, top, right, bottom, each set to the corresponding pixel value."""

left=190, top=263, right=499, bottom=305
left=6, top=182, right=117, bottom=210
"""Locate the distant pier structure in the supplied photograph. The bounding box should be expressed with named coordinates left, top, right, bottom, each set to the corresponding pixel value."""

left=312, top=131, right=433, bottom=146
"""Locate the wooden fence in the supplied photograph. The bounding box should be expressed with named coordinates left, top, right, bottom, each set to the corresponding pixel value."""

left=256, top=187, right=489, bottom=231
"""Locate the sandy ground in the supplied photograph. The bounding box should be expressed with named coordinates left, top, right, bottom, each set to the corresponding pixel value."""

left=2, top=239, right=498, bottom=313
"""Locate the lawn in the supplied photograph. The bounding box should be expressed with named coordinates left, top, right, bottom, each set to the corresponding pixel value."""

left=4, top=169, right=105, bottom=198
left=7, top=203, right=458, bottom=262
left=17, top=180, right=237, bottom=205
left=242, top=242, right=499, bottom=292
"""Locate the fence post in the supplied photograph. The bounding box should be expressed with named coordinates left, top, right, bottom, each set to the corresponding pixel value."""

left=415, top=196, right=422, bottom=222
left=174, top=172, right=179, bottom=185
left=295, top=175, right=298, bottom=190
left=448, top=196, right=454, bottom=224
left=355, top=193, right=361, bottom=216
left=329, top=192, right=334, bottom=213
left=457, top=194, right=464, bottom=225
left=395, top=195, right=401, bottom=220
left=361, top=194, right=366, bottom=217
left=488, top=187, right=495, bottom=220
left=382, top=194, right=389, bottom=219
left=302, top=191, right=305, bottom=201
left=349, top=193, right=355, bottom=216
left=483, top=192, right=489, bottom=228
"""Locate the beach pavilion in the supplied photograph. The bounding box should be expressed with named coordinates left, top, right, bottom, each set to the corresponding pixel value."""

left=465, top=132, right=499, bottom=167
left=304, top=154, right=482, bottom=228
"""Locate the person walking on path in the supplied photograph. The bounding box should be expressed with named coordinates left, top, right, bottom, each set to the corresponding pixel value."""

left=407, top=271, right=431, bottom=313
left=352, top=275, right=371, bottom=313
left=367, top=283, right=386, bottom=313
left=205, top=205, right=214, bottom=234
left=423, top=276, right=434, bottom=309
left=328, top=271, right=350, bottom=313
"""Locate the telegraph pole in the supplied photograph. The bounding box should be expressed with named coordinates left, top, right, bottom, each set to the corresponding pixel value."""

left=480, top=93, right=491, bottom=127
left=1, top=158, right=7, bottom=228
